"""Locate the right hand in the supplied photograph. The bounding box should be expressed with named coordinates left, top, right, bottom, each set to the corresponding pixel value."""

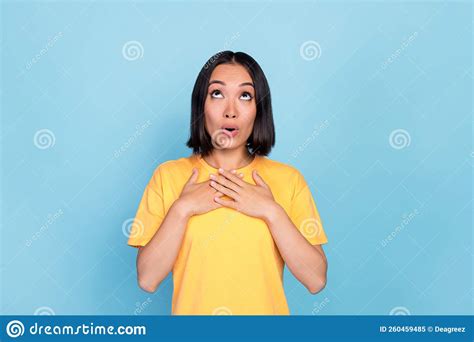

left=176, top=168, right=236, bottom=217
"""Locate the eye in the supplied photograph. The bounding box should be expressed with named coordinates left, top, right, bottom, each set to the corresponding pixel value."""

left=240, top=92, right=253, bottom=101
left=210, top=89, right=224, bottom=98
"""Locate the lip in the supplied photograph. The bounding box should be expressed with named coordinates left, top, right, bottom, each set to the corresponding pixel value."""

left=222, top=128, right=239, bottom=138
left=221, top=125, right=239, bottom=137
left=221, top=124, right=239, bottom=130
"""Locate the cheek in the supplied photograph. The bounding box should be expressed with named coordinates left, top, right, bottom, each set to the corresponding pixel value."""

left=242, top=108, right=257, bottom=130
left=204, top=101, right=222, bottom=127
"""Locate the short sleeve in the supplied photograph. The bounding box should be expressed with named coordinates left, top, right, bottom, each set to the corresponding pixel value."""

left=127, top=166, right=165, bottom=248
left=289, top=171, right=328, bottom=245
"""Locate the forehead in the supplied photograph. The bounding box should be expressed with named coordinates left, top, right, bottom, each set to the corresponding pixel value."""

left=209, top=64, right=253, bottom=84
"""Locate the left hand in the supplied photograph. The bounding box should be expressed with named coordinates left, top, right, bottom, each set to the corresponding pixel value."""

left=209, top=168, right=278, bottom=220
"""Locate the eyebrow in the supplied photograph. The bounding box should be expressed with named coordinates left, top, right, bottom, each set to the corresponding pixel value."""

left=208, top=80, right=254, bottom=88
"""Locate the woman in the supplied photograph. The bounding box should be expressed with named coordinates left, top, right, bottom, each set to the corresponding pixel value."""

left=127, top=51, right=328, bottom=315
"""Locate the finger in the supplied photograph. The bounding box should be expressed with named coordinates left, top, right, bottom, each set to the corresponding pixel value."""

left=212, top=191, right=224, bottom=207
left=214, top=196, right=237, bottom=209
left=210, top=180, right=239, bottom=200
left=210, top=174, right=241, bottom=194
left=252, top=170, right=268, bottom=188
left=187, top=168, right=199, bottom=184
left=218, top=168, right=246, bottom=187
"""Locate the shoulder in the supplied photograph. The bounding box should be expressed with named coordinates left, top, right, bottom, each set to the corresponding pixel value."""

left=156, top=156, right=194, bottom=172
left=260, top=156, right=303, bottom=177
left=149, top=155, right=196, bottom=182
left=259, top=157, right=312, bottom=202
left=259, top=156, right=306, bottom=188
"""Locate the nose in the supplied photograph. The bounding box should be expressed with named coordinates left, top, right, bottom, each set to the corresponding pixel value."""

left=224, top=99, right=238, bottom=119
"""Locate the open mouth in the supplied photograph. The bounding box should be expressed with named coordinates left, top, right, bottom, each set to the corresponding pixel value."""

left=221, top=126, right=239, bottom=137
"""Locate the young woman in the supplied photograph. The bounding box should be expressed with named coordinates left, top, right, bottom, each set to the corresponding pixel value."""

left=128, top=51, right=328, bottom=315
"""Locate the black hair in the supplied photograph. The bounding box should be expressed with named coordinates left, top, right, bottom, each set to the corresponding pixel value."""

left=186, top=51, right=275, bottom=157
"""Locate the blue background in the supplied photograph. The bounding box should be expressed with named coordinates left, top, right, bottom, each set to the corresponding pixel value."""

left=1, top=0, right=471, bottom=316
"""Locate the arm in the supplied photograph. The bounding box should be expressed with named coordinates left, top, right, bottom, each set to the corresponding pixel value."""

left=136, top=200, right=190, bottom=293
left=263, top=203, right=328, bottom=294
left=135, top=168, right=227, bottom=293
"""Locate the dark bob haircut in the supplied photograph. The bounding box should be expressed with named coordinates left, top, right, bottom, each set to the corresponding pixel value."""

left=186, top=51, right=275, bottom=157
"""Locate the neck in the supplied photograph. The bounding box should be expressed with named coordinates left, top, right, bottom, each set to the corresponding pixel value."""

left=203, top=148, right=254, bottom=171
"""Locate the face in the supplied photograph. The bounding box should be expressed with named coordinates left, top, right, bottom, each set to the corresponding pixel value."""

left=204, top=63, right=257, bottom=150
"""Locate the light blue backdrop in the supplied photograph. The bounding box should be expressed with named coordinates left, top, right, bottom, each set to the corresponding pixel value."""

left=1, top=1, right=471, bottom=316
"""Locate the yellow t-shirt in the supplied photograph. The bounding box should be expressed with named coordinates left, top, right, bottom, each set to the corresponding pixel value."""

left=127, top=154, right=328, bottom=315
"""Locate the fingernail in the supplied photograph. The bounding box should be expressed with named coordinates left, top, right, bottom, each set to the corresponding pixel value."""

left=239, top=173, right=244, bottom=177
left=210, top=174, right=216, bottom=180
left=210, top=181, right=215, bottom=186
left=231, top=170, right=236, bottom=174
left=218, top=168, right=224, bottom=173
